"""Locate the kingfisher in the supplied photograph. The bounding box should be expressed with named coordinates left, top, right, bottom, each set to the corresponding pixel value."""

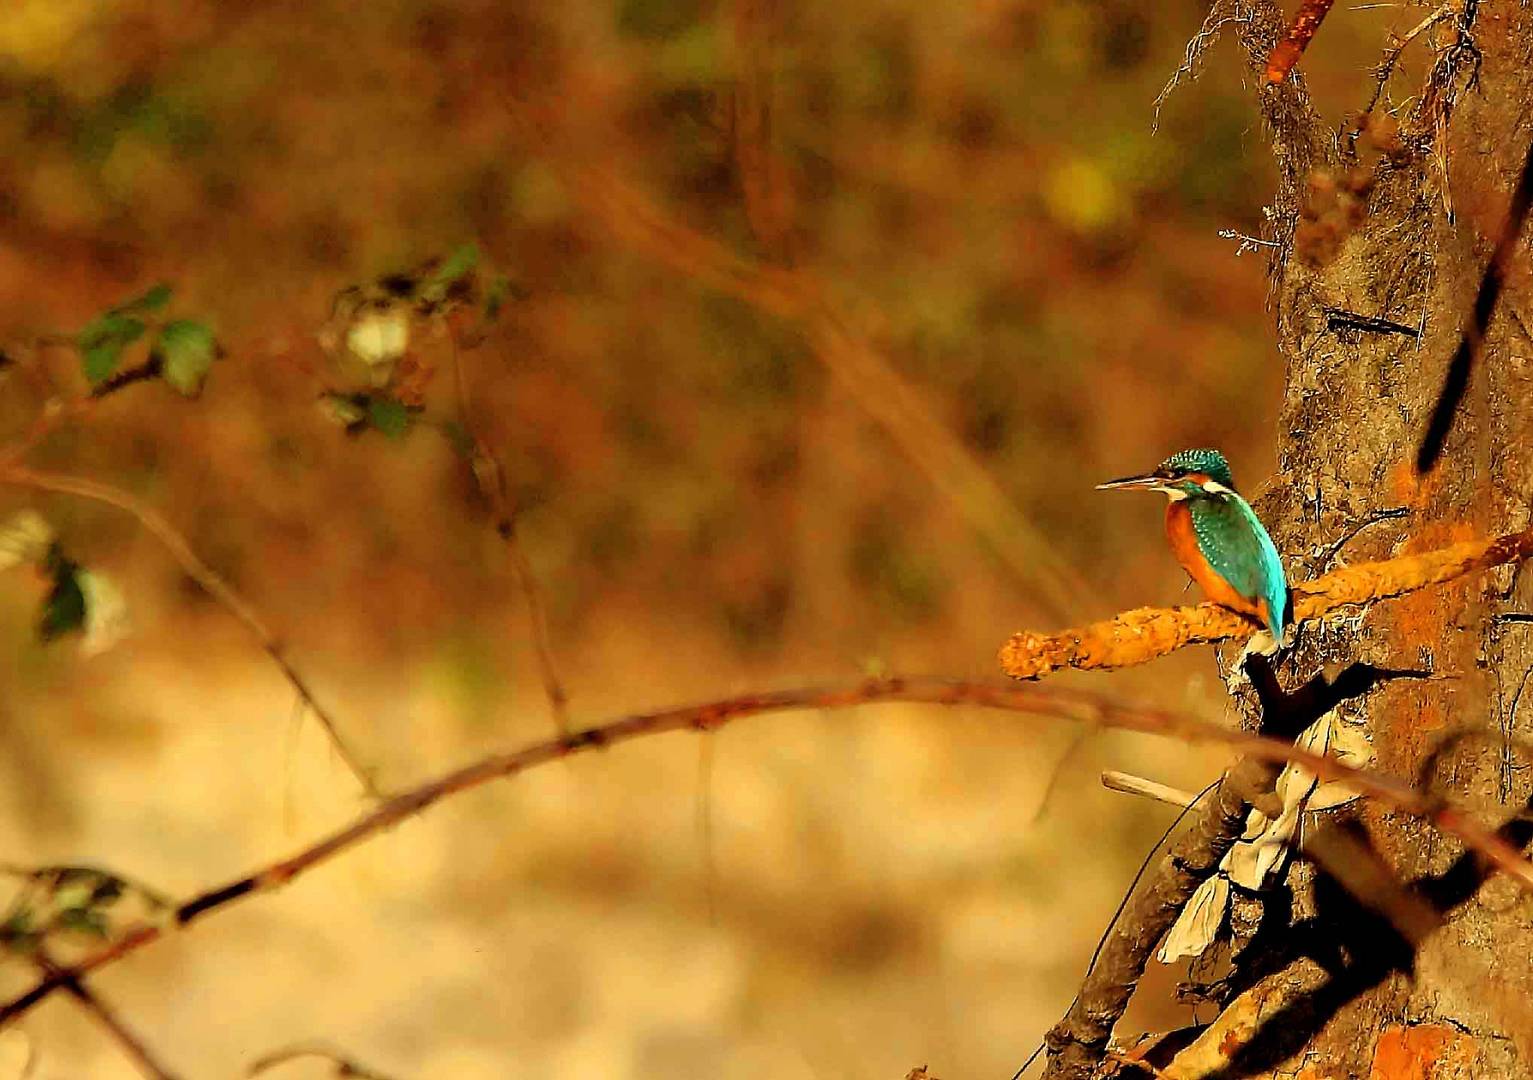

left=1097, top=448, right=1290, bottom=645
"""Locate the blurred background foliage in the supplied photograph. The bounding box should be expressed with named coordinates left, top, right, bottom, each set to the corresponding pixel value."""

left=0, top=1, right=1400, bottom=1077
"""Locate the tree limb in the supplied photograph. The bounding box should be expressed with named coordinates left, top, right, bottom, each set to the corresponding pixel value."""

left=1001, top=526, right=1533, bottom=680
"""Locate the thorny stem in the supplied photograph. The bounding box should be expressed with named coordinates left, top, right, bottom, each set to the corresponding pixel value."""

left=1, top=674, right=1530, bottom=1026
left=0, top=465, right=382, bottom=799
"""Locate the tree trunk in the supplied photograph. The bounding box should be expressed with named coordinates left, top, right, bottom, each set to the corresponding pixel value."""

left=1257, top=1, right=1533, bottom=1075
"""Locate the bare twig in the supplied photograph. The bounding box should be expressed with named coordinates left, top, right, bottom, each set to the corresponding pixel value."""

left=1044, top=759, right=1278, bottom=1080
left=443, top=324, right=570, bottom=735
left=34, top=946, right=180, bottom=1080
left=248, top=1043, right=396, bottom=1079
left=1012, top=779, right=1220, bottom=1080
left=1101, top=771, right=1200, bottom=808
left=3, top=675, right=1531, bottom=1026
left=1153, top=6, right=1253, bottom=129
left=1001, top=526, right=1533, bottom=680
left=1360, top=4, right=1452, bottom=116
left=731, top=0, right=796, bottom=264
left=1217, top=228, right=1280, bottom=256
left=0, top=465, right=381, bottom=798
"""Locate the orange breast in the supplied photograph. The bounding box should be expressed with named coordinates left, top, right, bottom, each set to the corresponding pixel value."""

left=1164, top=502, right=1259, bottom=617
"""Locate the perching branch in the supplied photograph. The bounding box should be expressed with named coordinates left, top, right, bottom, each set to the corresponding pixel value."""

left=1001, top=526, right=1533, bottom=680
left=0, top=464, right=382, bottom=798
left=3, top=675, right=1532, bottom=1026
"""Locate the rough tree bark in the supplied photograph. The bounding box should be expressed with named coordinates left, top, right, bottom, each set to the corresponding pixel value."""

left=1251, top=1, right=1533, bottom=1076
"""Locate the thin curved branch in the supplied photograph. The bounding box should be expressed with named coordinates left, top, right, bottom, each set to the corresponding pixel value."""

left=443, top=322, right=570, bottom=736
left=34, top=946, right=179, bottom=1080
left=0, top=465, right=381, bottom=798
left=1001, top=526, right=1533, bottom=680
left=248, top=1043, right=395, bottom=1079
left=1, top=675, right=1529, bottom=1026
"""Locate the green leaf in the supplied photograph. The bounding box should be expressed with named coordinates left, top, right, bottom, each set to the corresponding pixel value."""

left=54, top=906, right=109, bottom=938
left=483, top=274, right=511, bottom=320
left=153, top=319, right=217, bottom=396
left=431, top=244, right=479, bottom=286
left=0, top=909, right=37, bottom=953
left=367, top=396, right=411, bottom=439
left=38, top=548, right=86, bottom=642
left=438, top=419, right=474, bottom=458
left=118, top=282, right=173, bottom=314
left=76, top=313, right=146, bottom=384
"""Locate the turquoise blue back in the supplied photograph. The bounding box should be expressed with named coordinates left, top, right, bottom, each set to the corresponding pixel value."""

left=1188, top=493, right=1289, bottom=643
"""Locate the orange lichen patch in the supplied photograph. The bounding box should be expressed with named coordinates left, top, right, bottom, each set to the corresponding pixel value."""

left=1266, top=0, right=1337, bottom=84
left=1388, top=460, right=1421, bottom=503
left=1368, top=1024, right=1476, bottom=1079
left=1000, top=528, right=1533, bottom=680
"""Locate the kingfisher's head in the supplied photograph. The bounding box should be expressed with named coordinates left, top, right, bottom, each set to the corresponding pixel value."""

left=1096, top=448, right=1237, bottom=501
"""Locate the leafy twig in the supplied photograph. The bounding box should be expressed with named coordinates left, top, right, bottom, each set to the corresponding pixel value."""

left=0, top=465, right=381, bottom=798
left=3, top=674, right=1531, bottom=1025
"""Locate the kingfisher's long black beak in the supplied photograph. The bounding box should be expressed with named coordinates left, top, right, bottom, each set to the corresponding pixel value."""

left=1095, top=473, right=1164, bottom=492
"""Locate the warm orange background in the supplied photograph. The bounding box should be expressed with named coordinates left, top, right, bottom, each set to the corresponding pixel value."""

left=0, top=2, right=1397, bottom=1077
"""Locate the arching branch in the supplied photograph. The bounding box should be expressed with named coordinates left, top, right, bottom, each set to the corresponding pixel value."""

left=1, top=675, right=1530, bottom=1027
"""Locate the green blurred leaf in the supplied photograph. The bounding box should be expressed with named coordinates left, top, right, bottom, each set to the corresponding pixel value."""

left=37, top=548, right=86, bottom=642
left=431, top=244, right=479, bottom=286
left=49, top=868, right=125, bottom=908
left=438, top=419, right=475, bottom=458
left=0, top=909, right=36, bottom=953
left=54, top=907, right=109, bottom=938
left=76, top=313, right=145, bottom=384
left=118, top=282, right=173, bottom=314
left=367, top=396, right=411, bottom=439
left=153, top=319, right=218, bottom=396
left=483, top=274, right=511, bottom=320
